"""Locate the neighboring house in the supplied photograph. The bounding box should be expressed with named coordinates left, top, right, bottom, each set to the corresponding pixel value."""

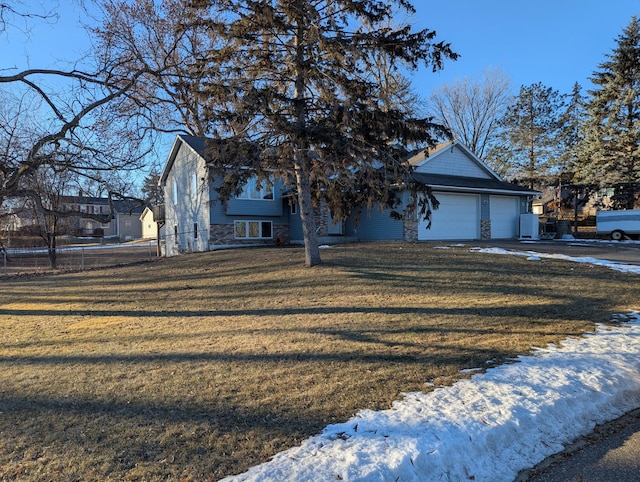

left=113, top=200, right=146, bottom=241
left=140, top=206, right=165, bottom=239
left=60, top=195, right=112, bottom=236
left=61, top=195, right=144, bottom=240
left=159, top=136, right=539, bottom=256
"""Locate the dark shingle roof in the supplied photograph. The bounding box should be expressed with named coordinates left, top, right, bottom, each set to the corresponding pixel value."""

left=112, top=199, right=146, bottom=215
left=178, top=135, right=208, bottom=157
left=413, top=173, right=539, bottom=195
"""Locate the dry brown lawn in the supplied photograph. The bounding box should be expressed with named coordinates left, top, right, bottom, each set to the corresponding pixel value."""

left=0, top=242, right=638, bottom=481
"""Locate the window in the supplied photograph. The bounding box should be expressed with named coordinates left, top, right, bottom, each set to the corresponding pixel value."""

left=192, top=174, right=198, bottom=199
left=235, top=177, right=273, bottom=200
left=234, top=221, right=273, bottom=239
left=173, top=180, right=178, bottom=205
left=290, top=202, right=297, bottom=215
left=194, top=223, right=198, bottom=239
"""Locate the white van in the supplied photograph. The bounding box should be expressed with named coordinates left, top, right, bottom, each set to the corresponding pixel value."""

left=596, top=210, right=640, bottom=240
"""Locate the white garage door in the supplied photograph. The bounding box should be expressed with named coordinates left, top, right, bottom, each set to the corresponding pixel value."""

left=419, top=193, right=480, bottom=240
left=490, top=196, right=519, bottom=239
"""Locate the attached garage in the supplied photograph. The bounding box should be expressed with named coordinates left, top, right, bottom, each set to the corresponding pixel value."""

left=490, top=195, right=520, bottom=239
left=409, top=141, right=540, bottom=242
left=418, top=192, right=480, bottom=240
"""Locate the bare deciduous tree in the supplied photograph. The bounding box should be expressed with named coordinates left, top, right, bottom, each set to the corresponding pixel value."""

left=91, top=0, right=227, bottom=138
left=426, top=67, right=512, bottom=161
left=0, top=1, right=57, bottom=34
left=0, top=5, right=161, bottom=264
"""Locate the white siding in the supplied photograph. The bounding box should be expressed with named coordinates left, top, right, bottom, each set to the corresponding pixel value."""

left=164, top=142, right=210, bottom=255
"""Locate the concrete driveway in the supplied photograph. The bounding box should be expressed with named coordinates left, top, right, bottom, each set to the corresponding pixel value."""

left=471, top=238, right=640, bottom=266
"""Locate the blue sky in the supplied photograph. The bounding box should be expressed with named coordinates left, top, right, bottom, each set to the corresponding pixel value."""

left=3, top=0, right=640, bottom=172
left=4, top=1, right=639, bottom=95
left=413, top=0, right=640, bottom=95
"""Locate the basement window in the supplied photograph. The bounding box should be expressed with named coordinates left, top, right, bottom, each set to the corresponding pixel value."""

left=234, top=221, right=273, bottom=239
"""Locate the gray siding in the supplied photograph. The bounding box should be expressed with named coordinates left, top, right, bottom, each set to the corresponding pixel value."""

left=480, top=194, right=490, bottom=219
left=226, top=197, right=283, bottom=217
left=414, top=144, right=493, bottom=179
left=117, top=213, right=143, bottom=240
left=519, top=196, right=530, bottom=214
left=289, top=206, right=303, bottom=242
left=347, top=205, right=404, bottom=241
left=209, top=200, right=289, bottom=225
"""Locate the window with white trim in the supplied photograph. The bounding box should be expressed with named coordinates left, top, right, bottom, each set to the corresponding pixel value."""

left=234, top=221, right=273, bottom=239
left=235, top=178, right=273, bottom=200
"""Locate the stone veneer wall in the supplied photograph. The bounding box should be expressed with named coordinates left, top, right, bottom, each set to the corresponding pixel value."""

left=210, top=223, right=290, bottom=246
left=481, top=219, right=491, bottom=240
left=313, top=204, right=329, bottom=236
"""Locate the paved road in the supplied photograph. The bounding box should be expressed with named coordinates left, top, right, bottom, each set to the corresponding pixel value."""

left=516, top=409, right=640, bottom=482
left=497, top=239, right=640, bottom=482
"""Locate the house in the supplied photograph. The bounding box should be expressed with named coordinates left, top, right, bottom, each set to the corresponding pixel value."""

left=313, top=140, right=539, bottom=242
left=159, top=135, right=539, bottom=256
left=112, top=200, right=146, bottom=241
left=61, top=195, right=145, bottom=240
left=402, top=141, right=540, bottom=241
left=140, top=206, right=165, bottom=239
left=159, top=135, right=287, bottom=256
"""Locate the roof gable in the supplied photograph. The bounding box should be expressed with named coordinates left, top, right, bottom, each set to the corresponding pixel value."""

left=160, top=134, right=208, bottom=185
left=409, top=140, right=500, bottom=181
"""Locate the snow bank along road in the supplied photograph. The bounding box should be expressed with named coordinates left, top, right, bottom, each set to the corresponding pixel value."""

left=221, top=246, right=640, bottom=482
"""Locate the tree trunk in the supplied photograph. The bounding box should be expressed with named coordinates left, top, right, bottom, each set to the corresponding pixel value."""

left=47, top=231, right=57, bottom=269
left=292, top=13, right=321, bottom=267
left=294, top=150, right=321, bottom=267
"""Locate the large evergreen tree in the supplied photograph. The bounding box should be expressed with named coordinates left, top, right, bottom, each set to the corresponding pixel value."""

left=578, top=16, right=640, bottom=209
left=558, top=82, right=587, bottom=182
left=186, top=0, right=457, bottom=266
left=494, top=82, right=564, bottom=189
left=141, top=169, right=164, bottom=205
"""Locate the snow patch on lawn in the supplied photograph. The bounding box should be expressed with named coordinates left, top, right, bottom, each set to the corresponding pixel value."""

left=220, top=246, right=640, bottom=481
left=471, top=246, right=640, bottom=274
left=222, top=315, right=640, bottom=482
